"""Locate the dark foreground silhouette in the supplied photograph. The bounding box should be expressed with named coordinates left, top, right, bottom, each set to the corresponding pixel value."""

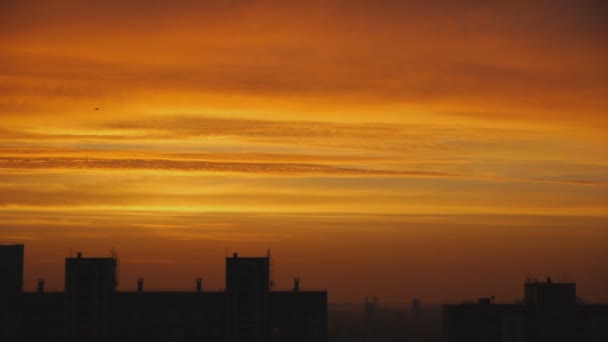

left=443, top=277, right=608, bottom=342
left=2, top=244, right=608, bottom=342
left=0, top=244, right=326, bottom=342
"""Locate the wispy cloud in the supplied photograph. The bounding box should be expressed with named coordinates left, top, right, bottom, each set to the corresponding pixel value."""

left=0, top=155, right=456, bottom=177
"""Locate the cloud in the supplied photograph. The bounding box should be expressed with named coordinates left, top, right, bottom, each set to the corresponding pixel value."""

left=1, top=2, right=607, bottom=126
left=0, top=153, right=605, bottom=188
left=1, top=112, right=607, bottom=188
left=0, top=156, right=454, bottom=177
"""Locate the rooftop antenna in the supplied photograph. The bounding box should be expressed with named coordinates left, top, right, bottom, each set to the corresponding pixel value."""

left=111, top=247, right=120, bottom=288
left=268, top=248, right=274, bottom=290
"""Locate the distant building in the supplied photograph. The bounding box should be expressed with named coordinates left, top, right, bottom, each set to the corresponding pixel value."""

left=0, top=244, right=327, bottom=342
left=363, top=296, right=379, bottom=321
left=411, top=298, right=422, bottom=320
left=442, top=278, right=608, bottom=342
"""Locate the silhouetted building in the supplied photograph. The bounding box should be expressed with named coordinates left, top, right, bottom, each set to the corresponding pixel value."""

left=65, top=252, right=118, bottom=342
left=0, top=244, right=327, bottom=342
left=226, top=253, right=270, bottom=342
left=411, top=298, right=422, bottom=320
left=0, top=244, right=25, bottom=341
left=363, top=296, right=379, bottom=322
left=443, top=278, right=608, bottom=342
left=524, top=279, right=577, bottom=341
left=0, top=244, right=24, bottom=295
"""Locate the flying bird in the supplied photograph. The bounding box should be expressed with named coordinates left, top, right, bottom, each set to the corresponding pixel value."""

left=94, top=107, right=99, bottom=111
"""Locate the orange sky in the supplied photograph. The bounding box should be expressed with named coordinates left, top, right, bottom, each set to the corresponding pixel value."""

left=1, top=1, right=607, bottom=303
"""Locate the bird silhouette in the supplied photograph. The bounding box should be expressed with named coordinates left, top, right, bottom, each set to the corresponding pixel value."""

left=94, top=107, right=99, bottom=111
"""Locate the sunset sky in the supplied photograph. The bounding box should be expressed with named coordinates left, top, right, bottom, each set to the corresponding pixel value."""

left=1, top=1, right=607, bottom=303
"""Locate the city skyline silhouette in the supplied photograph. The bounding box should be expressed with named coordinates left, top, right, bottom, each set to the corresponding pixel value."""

left=2, top=243, right=608, bottom=341
left=1, top=1, right=608, bottom=341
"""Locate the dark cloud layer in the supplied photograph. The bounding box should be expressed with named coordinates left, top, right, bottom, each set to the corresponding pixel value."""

left=0, top=156, right=453, bottom=177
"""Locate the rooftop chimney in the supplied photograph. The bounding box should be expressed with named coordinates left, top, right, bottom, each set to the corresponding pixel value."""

left=77, top=252, right=82, bottom=259
left=233, top=252, right=238, bottom=258
left=137, top=278, right=144, bottom=293
left=293, top=277, right=300, bottom=292
left=37, top=279, right=45, bottom=294
left=196, top=278, right=203, bottom=293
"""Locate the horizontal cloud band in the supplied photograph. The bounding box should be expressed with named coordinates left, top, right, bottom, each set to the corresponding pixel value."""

left=0, top=156, right=452, bottom=177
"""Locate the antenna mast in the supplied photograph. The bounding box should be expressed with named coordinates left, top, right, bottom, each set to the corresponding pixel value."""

left=268, top=248, right=274, bottom=290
